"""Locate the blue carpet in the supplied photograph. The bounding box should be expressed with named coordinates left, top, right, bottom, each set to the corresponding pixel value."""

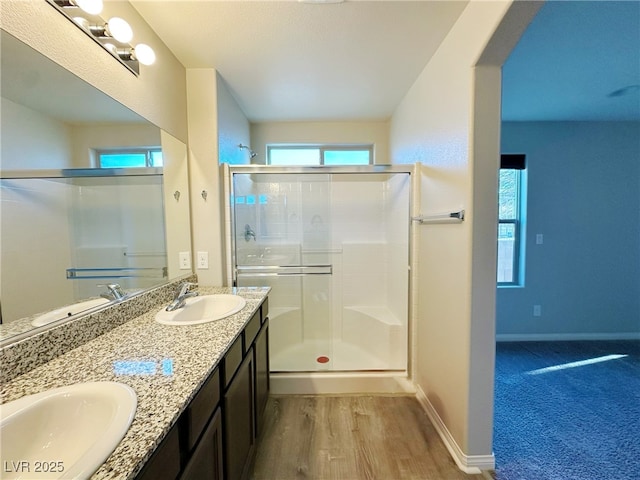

left=494, top=340, right=640, bottom=480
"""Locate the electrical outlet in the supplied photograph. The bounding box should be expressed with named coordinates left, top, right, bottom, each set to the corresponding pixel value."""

left=536, top=234, right=544, bottom=245
left=533, top=305, right=542, bottom=317
left=179, top=251, right=191, bottom=270
left=197, top=251, right=209, bottom=269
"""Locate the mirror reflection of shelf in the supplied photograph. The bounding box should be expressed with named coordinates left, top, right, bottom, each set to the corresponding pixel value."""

left=66, top=267, right=168, bottom=280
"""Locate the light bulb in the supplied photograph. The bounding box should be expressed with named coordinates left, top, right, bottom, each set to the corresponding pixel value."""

left=75, top=0, right=103, bottom=15
left=103, top=43, right=117, bottom=54
left=72, top=16, right=90, bottom=28
left=134, top=44, right=156, bottom=66
left=107, top=17, right=133, bottom=43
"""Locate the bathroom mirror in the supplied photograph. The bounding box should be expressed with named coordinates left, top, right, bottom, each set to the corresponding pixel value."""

left=0, top=30, right=191, bottom=343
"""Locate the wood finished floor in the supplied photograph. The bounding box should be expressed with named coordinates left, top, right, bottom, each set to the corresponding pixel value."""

left=250, top=395, right=493, bottom=480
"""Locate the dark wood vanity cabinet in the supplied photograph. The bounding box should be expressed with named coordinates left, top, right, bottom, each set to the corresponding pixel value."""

left=180, top=368, right=224, bottom=480
left=223, top=349, right=254, bottom=480
left=135, top=299, right=269, bottom=480
left=180, top=407, right=224, bottom=480
left=222, top=307, right=269, bottom=480
left=135, top=423, right=181, bottom=480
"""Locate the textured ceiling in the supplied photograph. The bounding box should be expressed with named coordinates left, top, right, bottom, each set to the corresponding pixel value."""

left=131, top=0, right=469, bottom=122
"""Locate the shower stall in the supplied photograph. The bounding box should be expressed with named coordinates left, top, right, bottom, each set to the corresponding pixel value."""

left=1, top=169, right=167, bottom=324
left=225, top=165, right=412, bottom=389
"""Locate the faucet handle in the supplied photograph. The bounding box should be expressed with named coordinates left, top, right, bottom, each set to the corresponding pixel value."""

left=177, top=282, right=198, bottom=297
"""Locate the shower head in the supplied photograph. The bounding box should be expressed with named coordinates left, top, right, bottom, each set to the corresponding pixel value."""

left=238, top=144, right=257, bottom=159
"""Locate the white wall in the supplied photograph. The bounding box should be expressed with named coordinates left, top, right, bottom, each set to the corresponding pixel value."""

left=217, top=73, right=251, bottom=165
left=162, top=130, right=192, bottom=280
left=187, top=69, right=251, bottom=285
left=250, top=121, right=390, bottom=164
left=187, top=69, right=225, bottom=285
left=498, top=121, right=640, bottom=340
left=390, top=0, right=540, bottom=468
left=1, top=98, right=161, bottom=170
left=1, top=98, right=73, bottom=170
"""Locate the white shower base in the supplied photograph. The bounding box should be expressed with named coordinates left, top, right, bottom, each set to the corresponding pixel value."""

left=269, top=305, right=406, bottom=372
left=270, top=338, right=396, bottom=372
left=268, top=304, right=411, bottom=394
left=270, top=340, right=411, bottom=394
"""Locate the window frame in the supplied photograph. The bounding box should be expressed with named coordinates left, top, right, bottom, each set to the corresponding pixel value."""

left=497, top=167, right=525, bottom=287
left=96, top=147, right=163, bottom=168
left=266, top=144, right=374, bottom=166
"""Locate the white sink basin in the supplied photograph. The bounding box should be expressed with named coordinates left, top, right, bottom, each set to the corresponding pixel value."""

left=155, top=294, right=247, bottom=325
left=0, top=382, right=137, bottom=480
left=31, top=298, right=111, bottom=327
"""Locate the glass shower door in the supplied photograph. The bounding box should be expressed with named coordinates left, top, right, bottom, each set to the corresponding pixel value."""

left=233, top=172, right=334, bottom=372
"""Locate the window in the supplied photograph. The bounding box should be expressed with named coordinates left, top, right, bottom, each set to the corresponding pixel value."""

left=267, top=145, right=373, bottom=166
left=497, top=154, right=526, bottom=286
left=97, top=148, right=163, bottom=168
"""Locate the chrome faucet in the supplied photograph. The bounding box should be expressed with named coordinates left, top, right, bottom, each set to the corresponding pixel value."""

left=98, top=283, right=126, bottom=301
left=244, top=224, right=256, bottom=242
left=166, top=282, right=198, bottom=311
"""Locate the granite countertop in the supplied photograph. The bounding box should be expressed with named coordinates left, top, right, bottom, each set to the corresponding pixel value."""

left=0, top=286, right=270, bottom=480
left=0, top=290, right=143, bottom=343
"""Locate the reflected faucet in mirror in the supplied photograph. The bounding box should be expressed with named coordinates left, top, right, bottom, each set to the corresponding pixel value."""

left=98, top=284, right=126, bottom=301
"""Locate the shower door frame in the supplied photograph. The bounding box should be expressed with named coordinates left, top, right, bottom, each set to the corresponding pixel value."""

left=227, top=163, right=414, bottom=286
left=225, top=164, right=415, bottom=374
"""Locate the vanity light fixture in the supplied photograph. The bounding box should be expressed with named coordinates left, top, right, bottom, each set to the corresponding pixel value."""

left=73, top=16, right=133, bottom=43
left=55, top=0, right=103, bottom=15
left=48, top=0, right=156, bottom=75
left=114, top=44, right=157, bottom=66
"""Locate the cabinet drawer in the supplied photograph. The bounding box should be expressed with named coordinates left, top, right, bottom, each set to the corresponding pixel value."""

left=184, top=368, right=220, bottom=452
left=243, top=311, right=261, bottom=354
left=223, top=335, right=243, bottom=388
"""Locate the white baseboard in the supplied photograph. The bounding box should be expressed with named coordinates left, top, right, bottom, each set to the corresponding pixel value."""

left=496, top=332, right=640, bottom=342
left=415, top=386, right=495, bottom=474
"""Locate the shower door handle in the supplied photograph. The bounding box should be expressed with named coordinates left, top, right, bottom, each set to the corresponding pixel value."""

left=236, top=265, right=333, bottom=276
